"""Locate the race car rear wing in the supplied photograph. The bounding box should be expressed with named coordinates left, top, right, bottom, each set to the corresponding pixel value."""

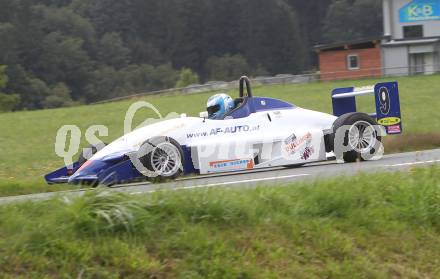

left=331, top=82, right=402, bottom=135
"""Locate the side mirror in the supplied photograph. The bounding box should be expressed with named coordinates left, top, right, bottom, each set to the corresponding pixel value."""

left=199, top=111, right=209, bottom=118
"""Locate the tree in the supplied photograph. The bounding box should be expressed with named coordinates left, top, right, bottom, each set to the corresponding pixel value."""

left=322, top=0, right=382, bottom=43
left=33, top=32, right=93, bottom=100
left=97, top=32, right=131, bottom=68
left=90, top=63, right=180, bottom=101
left=43, top=83, right=75, bottom=108
left=33, top=5, right=96, bottom=45
left=0, top=93, right=20, bottom=112
left=205, top=54, right=250, bottom=81
left=72, top=0, right=136, bottom=36
left=175, top=68, right=200, bottom=88
left=90, top=66, right=120, bottom=101
left=286, top=0, right=334, bottom=67
left=0, top=23, right=18, bottom=64
left=233, top=0, right=306, bottom=74
left=5, top=65, right=51, bottom=109
left=0, top=65, right=20, bottom=112
left=0, top=0, right=384, bottom=110
left=0, top=65, right=7, bottom=88
left=148, top=63, right=180, bottom=90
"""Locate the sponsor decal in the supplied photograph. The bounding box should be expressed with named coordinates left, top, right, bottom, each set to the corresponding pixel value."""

left=387, top=124, right=402, bottom=134
left=209, top=159, right=254, bottom=170
left=187, top=131, right=208, bottom=138
left=187, top=125, right=260, bottom=139
left=378, top=87, right=391, bottom=115
left=301, top=146, right=315, bottom=160
left=399, top=0, right=440, bottom=22
left=284, top=133, right=297, bottom=145
left=285, top=132, right=315, bottom=160
left=285, top=132, right=312, bottom=155
left=378, top=117, right=401, bottom=126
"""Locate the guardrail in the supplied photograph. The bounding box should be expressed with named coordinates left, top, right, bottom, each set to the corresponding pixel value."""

left=91, top=64, right=439, bottom=105
left=91, top=73, right=318, bottom=105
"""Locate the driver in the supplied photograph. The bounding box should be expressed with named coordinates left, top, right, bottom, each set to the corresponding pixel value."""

left=206, top=93, right=235, bottom=120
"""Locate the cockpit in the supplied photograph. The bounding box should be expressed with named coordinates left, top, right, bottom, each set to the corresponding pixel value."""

left=203, top=76, right=295, bottom=120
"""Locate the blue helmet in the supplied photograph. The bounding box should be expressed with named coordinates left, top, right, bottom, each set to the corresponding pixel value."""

left=207, top=93, right=235, bottom=120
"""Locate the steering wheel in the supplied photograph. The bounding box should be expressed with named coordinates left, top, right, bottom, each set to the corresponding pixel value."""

left=239, top=76, right=253, bottom=98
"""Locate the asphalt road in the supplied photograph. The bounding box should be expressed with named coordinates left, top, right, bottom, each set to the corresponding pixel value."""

left=1, top=148, right=440, bottom=205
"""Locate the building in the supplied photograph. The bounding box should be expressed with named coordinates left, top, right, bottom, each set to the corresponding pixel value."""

left=315, top=39, right=382, bottom=81
left=315, top=0, right=440, bottom=80
left=382, top=0, right=440, bottom=76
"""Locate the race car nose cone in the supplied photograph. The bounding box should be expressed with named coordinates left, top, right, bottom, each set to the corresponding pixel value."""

left=68, top=160, right=103, bottom=186
left=68, top=173, right=99, bottom=186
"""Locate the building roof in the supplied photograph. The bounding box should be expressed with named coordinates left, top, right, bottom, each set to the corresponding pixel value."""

left=314, top=37, right=382, bottom=52
left=381, top=37, right=440, bottom=47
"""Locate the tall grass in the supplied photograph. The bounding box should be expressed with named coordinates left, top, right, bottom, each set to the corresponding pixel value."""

left=66, top=191, right=148, bottom=235
left=0, top=167, right=439, bottom=278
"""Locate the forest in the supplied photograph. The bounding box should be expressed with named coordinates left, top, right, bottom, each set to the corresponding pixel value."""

left=0, top=0, right=382, bottom=111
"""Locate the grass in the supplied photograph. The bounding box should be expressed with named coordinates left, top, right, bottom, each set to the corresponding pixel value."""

left=0, top=166, right=439, bottom=278
left=0, top=74, right=439, bottom=197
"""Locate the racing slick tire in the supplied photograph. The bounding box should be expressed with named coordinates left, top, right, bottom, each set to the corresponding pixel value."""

left=331, top=112, right=382, bottom=163
left=139, top=137, right=184, bottom=182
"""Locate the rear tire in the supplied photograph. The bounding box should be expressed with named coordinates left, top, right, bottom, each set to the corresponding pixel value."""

left=331, top=113, right=382, bottom=163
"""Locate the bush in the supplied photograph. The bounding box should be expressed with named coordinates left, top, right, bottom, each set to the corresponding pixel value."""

left=43, top=83, right=75, bottom=108
left=205, top=54, right=250, bottom=81
left=91, top=63, right=180, bottom=101
left=0, top=93, right=20, bottom=112
left=175, top=68, right=200, bottom=88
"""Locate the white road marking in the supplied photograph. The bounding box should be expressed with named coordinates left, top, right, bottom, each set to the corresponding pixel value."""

left=116, top=166, right=292, bottom=188
left=384, top=160, right=440, bottom=167
left=129, top=173, right=310, bottom=195
left=129, top=159, right=440, bottom=196
left=3, top=150, right=440, bottom=203
left=182, top=173, right=311, bottom=189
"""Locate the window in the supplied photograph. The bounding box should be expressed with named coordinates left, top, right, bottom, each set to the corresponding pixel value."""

left=347, top=54, right=359, bottom=70
left=403, top=25, right=424, bottom=39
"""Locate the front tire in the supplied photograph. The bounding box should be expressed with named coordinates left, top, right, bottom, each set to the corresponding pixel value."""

left=139, top=137, right=184, bottom=181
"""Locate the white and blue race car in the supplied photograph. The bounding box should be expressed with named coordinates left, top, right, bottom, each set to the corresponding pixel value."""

left=45, top=77, right=402, bottom=186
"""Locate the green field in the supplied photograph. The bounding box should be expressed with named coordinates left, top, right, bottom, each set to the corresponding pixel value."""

left=0, top=74, right=439, bottom=197
left=0, top=167, right=439, bottom=278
